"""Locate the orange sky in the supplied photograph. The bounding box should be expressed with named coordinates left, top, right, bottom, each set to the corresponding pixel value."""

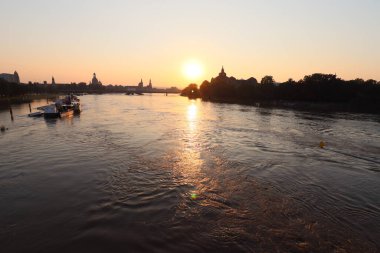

left=1, top=1, right=379, bottom=88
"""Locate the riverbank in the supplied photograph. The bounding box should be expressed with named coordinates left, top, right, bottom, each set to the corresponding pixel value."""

left=0, top=94, right=59, bottom=109
left=200, top=97, right=380, bottom=114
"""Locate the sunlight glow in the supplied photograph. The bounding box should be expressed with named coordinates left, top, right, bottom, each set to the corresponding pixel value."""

left=187, top=103, right=197, bottom=122
left=183, top=60, right=203, bottom=81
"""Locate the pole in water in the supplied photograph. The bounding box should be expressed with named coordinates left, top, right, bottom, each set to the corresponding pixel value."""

left=9, top=107, right=14, bottom=121
left=29, top=103, right=32, bottom=113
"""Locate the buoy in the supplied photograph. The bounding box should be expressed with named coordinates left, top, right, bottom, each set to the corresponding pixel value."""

left=319, top=141, right=325, bottom=149
left=191, top=193, right=198, bottom=200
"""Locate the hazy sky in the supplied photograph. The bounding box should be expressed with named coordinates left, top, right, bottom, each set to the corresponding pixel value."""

left=1, top=0, right=379, bottom=87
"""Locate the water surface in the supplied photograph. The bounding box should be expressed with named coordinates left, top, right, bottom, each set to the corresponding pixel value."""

left=1, top=94, right=379, bottom=252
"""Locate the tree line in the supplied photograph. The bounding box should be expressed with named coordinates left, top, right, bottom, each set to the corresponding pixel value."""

left=181, top=73, right=380, bottom=110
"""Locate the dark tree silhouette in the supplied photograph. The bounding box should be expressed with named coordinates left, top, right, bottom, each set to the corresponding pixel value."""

left=261, top=76, right=275, bottom=85
left=180, top=83, right=200, bottom=98
left=181, top=71, right=380, bottom=113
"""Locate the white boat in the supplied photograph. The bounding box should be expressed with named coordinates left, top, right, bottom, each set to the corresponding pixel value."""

left=36, top=94, right=81, bottom=118
left=37, top=104, right=60, bottom=118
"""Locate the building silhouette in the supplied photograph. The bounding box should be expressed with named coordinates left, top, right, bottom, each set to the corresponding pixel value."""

left=126, top=78, right=154, bottom=93
left=219, top=66, right=227, bottom=78
left=89, top=73, right=102, bottom=88
left=138, top=79, right=144, bottom=89
left=147, top=79, right=153, bottom=90
left=211, top=66, right=231, bottom=84
left=0, top=71, right=20, bottom=84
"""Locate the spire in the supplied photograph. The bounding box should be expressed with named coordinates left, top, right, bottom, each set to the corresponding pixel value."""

left=219, top=65, right=227, bottom=77
left=138, top=78, right=144, bottom=88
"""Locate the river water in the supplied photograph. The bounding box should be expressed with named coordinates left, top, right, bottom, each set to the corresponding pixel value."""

left=0, top=94, right=379, bottom=253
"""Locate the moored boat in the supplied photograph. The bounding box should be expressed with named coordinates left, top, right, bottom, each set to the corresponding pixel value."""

left=28, top=111, right=43, bottom=117
left=37, top=104, right=60, bottom=118
left=36, top=94, right=81, bottom=118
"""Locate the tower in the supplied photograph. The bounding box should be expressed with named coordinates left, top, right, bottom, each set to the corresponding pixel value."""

left=138, top=78, right=144, bottom=89
left=14, top=71, right=20, bottom=84
left=147, top=79, right=152, bottom=89
left=219, top=66, right=227, bottom=78
left=92, top=73, right=99, bottom=85
left=52, top=76, right=56, bottom=85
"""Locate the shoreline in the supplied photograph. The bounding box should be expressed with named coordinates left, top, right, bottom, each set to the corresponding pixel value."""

left=199, top=97, right=380, bottom=115
left=0, top=92, right=179, bottom=109
left=2, top=93, right=379, bottom=115
left=0, top=94, right=59, bottom=108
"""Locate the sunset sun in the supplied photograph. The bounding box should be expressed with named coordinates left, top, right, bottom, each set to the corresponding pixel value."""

left=183, top=60, right=203, bottom=81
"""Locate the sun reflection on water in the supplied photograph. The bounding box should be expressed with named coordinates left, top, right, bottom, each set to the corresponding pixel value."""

left=167, top=100, right=205, bottom=200
left=187, top=101, right=198, bottom=133
left=187, top=102, right=197, bottom=121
